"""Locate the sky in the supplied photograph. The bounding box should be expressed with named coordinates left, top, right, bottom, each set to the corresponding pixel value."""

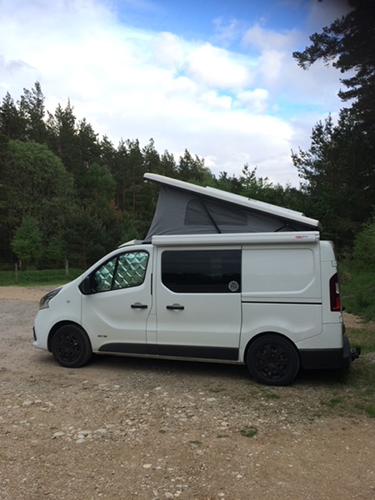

left=0, top=0, right=351, bottom=186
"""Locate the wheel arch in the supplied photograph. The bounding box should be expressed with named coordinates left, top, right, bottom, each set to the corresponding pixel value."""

left=47, top=321, right=90, bottom=352
left=244, top=331, right=300, bottom=363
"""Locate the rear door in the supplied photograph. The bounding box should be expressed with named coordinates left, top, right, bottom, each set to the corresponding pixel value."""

left=154, top=247, right=242, bottom=360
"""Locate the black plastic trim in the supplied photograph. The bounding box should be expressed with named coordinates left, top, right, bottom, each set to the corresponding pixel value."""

left=299, top=339, right=351, bottom=370
left=242, top=301, right=322, bottom=305
left=98, top=343, right=238, bottom=360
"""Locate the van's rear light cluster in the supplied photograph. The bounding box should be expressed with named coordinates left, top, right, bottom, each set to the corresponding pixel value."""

left=329, top=273, right=341, bottom=312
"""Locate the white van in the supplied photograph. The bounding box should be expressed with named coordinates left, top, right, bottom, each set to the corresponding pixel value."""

left=33, top=174, right=358, bottom=385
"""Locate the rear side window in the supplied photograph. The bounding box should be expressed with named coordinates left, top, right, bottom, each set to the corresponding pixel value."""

left=93, top=251, right=149, bottom=292
left=162, top=250, right=241, bottom=293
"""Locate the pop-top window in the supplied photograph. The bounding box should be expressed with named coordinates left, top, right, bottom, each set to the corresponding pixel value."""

left=185, top=198, right=247, bottom=226
left=162, top=249, right=241, bottom=293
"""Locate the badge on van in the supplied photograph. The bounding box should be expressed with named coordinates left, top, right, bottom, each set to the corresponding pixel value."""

left=228, top=281, right=239, bottom=292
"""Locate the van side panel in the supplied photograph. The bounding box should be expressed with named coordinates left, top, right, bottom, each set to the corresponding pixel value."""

left=241, top=246, right=321, bottom=302
left=240, top=244, right=324, bottom=360
left=240, top=240, right=347, bottom=369
left=240, top=303, right=323, bottom=359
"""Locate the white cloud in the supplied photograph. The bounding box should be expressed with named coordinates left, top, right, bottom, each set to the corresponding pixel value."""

left=235, top=89, right=269, bottom=114
left=0, top=0, right=345, bottom=188
left=152, top=32, right=185, bottom=68
left=243, top=23, right=300, bottom=52
left=186, top=43, right=252, bottom=90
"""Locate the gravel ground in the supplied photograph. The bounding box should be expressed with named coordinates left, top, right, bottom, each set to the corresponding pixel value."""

left=1, top=286, right=375, bottom=500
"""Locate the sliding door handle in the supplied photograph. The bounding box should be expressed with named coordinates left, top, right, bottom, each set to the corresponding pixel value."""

left=166, top=303, right=185, bottom=311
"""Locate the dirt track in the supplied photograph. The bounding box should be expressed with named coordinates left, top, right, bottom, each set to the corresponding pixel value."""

left=0, top=286, right=375, bottom=499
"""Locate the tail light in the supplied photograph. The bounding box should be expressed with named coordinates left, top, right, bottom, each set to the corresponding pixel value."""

left=329, top=273, right=341, bottom=312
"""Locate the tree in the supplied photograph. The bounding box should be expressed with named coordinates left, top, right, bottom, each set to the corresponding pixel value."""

left=292, top=112, right=375, bottom=248
left=100, top=135, right=117, bottom=171
left=240, top=165, right=275, bottom=201
left=215, top=171, right=243, bottom=194
left=2, top=140, right=75, bottom=261
left=160, top=150, right=177, bottom=178
left=293, top=0, right=375, bottom=129
left=124, top=139, right=147, bottom=216
left=177, top=149, right=209, bottom=184
left=353, top=212, right=375, bottom=268
left=0, top=92, right=26, bottom=140
left=11, top=216, right=42, bottom=268
left=0, top=134, right=11, bottom=259
left=19, top=82, right=47, bottom=143
left=78, top=118, right=101, bottom=166
left=46, top=100, right=81, bottom=176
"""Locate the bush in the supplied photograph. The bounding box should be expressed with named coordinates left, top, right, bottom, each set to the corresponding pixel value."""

left=353, top=214, right=375, bottom=269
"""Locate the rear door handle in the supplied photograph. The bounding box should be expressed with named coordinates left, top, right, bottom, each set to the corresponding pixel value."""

left=131, top=302, right=148, bottom=309
left=166, top=303, right=185, bottom=311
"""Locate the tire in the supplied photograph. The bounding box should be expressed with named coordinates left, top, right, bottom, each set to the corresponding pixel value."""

left=246, top=334, right=300, bottom=386
left=51, top=325, right=92, bottom=368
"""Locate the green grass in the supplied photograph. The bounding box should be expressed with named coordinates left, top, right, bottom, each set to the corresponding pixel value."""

left=239, top=425, right=258, bottom=438
left=0, top=268, right=83, bottom=287
left=347, top=328, right=375, bottom=355
left=320, top=397, right=342, bottom=408
left=340, top=261, right=375, bottom=321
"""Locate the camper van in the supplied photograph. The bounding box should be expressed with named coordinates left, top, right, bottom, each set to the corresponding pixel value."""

left=33, top=173, right=359, bottom=386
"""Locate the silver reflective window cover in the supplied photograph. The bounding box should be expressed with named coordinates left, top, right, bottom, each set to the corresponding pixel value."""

left=95, top=252, right=149, bottom=292
left=114, top=252, right=148, bottom=289
left=95, top=259, right=116, bottom=291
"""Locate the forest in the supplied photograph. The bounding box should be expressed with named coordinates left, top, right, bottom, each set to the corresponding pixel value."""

left=0, top=0, right=374, bottom=272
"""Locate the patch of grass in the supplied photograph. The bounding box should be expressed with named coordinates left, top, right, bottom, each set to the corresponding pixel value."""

left=347, top=328, right=375, bottom=355
left=340, top=261, right=375, bottom=321
left=320, top=398, right=342, bottom=408
left=0, top=268, right=83, bottom=287
left=354, top=404, right=375, bottom=418
left=263, top=392, right=281, bottom=400
left=239, top=425, right=258, bottom=438
left=364, top=407, right=375, bottom=418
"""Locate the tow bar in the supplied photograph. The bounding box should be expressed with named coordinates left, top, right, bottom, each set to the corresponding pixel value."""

left=351, top=346, right=361, bottom=361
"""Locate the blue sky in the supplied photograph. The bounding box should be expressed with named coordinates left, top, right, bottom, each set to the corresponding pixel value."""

left=0, top=0, right=350, bottom=186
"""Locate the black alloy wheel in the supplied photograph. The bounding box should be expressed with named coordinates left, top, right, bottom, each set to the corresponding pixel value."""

left=246, top=334, right=300, bottom=386
left=51, top=325, right=92, bottom=368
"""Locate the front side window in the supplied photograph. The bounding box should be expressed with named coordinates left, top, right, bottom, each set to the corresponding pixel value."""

left=162, top=249, right=241, bottom=293
left=93, top=251, right=149, bottom=292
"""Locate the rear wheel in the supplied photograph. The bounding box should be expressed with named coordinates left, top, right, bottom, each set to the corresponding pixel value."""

left=51, top=325, right=92, bottom=368
left=246, top=334, right=300, bottom=386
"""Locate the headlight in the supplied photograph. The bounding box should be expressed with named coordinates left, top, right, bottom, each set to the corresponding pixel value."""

left=39, top=287, right=62, bottom=310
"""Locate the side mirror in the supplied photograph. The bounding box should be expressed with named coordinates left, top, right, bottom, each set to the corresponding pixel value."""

left=79, top=276, right=93, bottom=295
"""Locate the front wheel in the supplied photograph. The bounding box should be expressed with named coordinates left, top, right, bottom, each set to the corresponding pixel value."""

left=246, top=335, right=300, bottom=386
left=51, top=325, right=92, bottom=368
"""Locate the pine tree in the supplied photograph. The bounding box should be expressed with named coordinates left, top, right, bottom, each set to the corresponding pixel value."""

left=293, top=0, right=375, bottom=129
left=19, top=82, right=47, bottom=143
left=0, top=92, right=26, bottom=140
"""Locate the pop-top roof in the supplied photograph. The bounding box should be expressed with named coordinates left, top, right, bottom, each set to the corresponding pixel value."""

left=144, top=173, right=320, bottom=239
